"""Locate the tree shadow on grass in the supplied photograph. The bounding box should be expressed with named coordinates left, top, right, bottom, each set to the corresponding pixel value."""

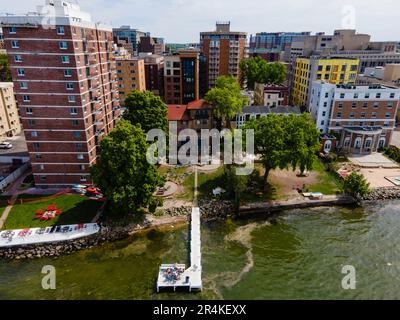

left=54, top=199, right=103, bottom=225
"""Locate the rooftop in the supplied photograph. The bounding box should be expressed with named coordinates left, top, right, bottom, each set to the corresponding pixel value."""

left=242, top=105, right=301, bottom=115
left=168, top=104, right=188, bottom=121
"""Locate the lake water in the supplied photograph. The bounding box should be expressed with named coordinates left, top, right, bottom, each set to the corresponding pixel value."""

left=1, top=201, right=400, bottom=300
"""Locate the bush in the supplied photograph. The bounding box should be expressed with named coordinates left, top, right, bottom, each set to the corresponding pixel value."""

left=344, top=172, right=371, bottom=199
left=148, top=197, right=163, bottom=214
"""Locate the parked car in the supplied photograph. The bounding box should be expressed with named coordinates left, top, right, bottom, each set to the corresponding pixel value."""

left=0, top=142, right=12, bottom=149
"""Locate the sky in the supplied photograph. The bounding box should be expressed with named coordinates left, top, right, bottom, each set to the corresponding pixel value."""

left=0, top=0, right=399, bottom=43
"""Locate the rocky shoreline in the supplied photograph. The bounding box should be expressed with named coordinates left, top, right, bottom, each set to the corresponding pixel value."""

left=0, top=199, right=234, bottom=261
left=363, top=187, right=400, bottom=201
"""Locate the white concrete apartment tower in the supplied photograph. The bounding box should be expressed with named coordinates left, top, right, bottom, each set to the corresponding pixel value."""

left=0, top=0, right=121, bottom=186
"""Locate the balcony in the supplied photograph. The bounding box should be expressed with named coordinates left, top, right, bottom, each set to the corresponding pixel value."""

left=95, top=130, right=105, bottom=137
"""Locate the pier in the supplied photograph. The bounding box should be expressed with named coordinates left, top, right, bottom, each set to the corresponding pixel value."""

left=157, top=169, right=202, bottom=292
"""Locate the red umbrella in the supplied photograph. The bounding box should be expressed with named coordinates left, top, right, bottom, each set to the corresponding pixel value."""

left=41, top=217, right=47, bottom=221
left=55, top=210, right=62, bottom=215
left=37, top=210, right=44, bottom=215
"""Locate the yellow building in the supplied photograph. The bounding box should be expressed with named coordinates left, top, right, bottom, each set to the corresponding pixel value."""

left=116, top=57, right=146, bottom=105
left=292, top=57, right=359, bottom=107
left=0, top=82, right=21, bottom=141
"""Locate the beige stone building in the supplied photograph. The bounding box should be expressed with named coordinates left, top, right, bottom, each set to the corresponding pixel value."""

left=116, top=57, right=146, bottom=106
left=0, top=82, right=21, bottom=141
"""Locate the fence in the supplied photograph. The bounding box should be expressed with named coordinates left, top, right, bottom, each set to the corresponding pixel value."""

left=0, top=163, right=30, bottom=191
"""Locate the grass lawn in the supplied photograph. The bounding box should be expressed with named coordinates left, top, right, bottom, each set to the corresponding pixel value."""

left=308, top=159, right=343, bottom=195
left=177, top=167, right=225, bottom=201
left=2, top=194, right=103, bottom=230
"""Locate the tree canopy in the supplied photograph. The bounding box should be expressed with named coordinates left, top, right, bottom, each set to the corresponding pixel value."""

left=204, top=76, right=248, bottom=129
left=123, top=90, right=168, bottom=133
left=239, top=57, right=286, bottom=89
left=91, top=119, right=165, bottom=215
left=343, top=172, right=371, bottom=199
left=0, top=54, right=11, bottom=82
left=243, top=113, right=320, bottom=189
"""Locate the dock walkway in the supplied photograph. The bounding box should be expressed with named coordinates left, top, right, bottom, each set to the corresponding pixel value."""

left=157, top=169, right=202, bottom=292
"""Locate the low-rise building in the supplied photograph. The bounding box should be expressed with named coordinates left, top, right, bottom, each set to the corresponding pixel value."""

left=0, top=82, right=21, bottom=141
left=309, top=81, right=400, bottom=153
left=116, top=57, right=146, bottom=106
left=254, top=83, right=289, bottom=107
left=235, top=105, right=301, bottom=128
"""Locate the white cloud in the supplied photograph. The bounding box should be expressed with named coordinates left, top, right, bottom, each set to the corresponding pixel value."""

left=0, top=0, right=399, bottom=42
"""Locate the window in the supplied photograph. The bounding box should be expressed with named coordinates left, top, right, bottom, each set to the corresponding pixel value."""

left=387, top=102, right=393, bottom=108
left=70, top=107, right=78, bottom=115
left=351, top=65, right=358, bottom=71
left=57, top=26, right=65, bottom=35
left=79, top=165, right=86, bottom=171
left=322, top=111, right=326, bottom=116
left=9, top=27, right=16, bottom=34
left=23, top=95, right=30, bottom=102
left=59, top=41, right=68, bottom=50
left=73, top=131, right=81, bottom=138
left=361, top=112, right=366, bottom=118
left=390, top=93, right=395, bottom=98
left=338, top=102, right=343, bottom=108
left=14, top=55, right=22, bottom=62
left=325, top=92, right=329, bottom=98
left=38, top=164, right=44, bottom=171
left=365, top=93, right=370, bottom=99
left=352, top=102, right=357, bottom=108
left=340, top=93, right=345, bottom=99
left=72, top=120, right=79, bottom=126
left=61, top=56, right=70, bottom=64
left=66, top=83, right=74, bottom=90
left=20, top=82, right=28, bottom=90
left=363, top=102, right=368, bottom=108
left=64, top=69, right=72, bottom=77
left=26, top=107, right=33, bottom=114
left=35, top=154, right=42, bottom=160
left=354, top=93, right=358, bottom=99
left=28, top=119, right=36, bottom=126
left=337, top=112, right=342, bottom=118
left=80, top=176, right=87, bottom=182
left=68, top=96, right=76, bottom=103
left=350, top=112, right=355, bottom=118
left=33, top=142, right=40, bottom=150
left=40, top=176, right=46, bottom=181
left=372, top=112, right=377, bottom=118
left=31, top=131, right=38, bottom=137
left=76, top=143, right=83, bottom=151
left=385, top=112, right=391, bottom=118
left=77, top=154, right=84, bottom=160
left=373, top=102, right=379, bottom=108
left=376, top=93, right=381, bottom=98
left=11, top=40, right=19, bottom=48
left=17, top=68, right=25, bottom=76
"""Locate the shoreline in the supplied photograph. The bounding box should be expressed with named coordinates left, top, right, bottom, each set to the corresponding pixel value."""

left=0, top=192, right=393, bottom=261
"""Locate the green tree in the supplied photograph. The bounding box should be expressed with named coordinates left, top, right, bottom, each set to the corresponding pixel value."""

left=0, top=54, right=11, bottom=82
left=239, top=57, right=286, bottom=89
left=123, top=90, right=168, bottom=133
left=91, top=119, right=165, bottom=215
left=223, top=165, right=249, bottom=213
left=243, top=113, right=320, bottom=190
left=343, top=172, right=371, bottom=199
left=205, top=76, right=247, bottom=129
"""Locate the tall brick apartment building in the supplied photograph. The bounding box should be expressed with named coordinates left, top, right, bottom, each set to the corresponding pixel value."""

left=200, top=22, right=247, bottom=88
left=0, top=0, right=121, bottom=186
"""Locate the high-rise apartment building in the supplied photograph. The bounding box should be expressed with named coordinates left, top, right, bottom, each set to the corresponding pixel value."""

left=113, top=26, right=146, bottom=55
left=142, top=54, right=164, bottom=97
left=250, top=32, right=310, bottom=62
left=309, top=81, right=400, bottom=153
left=0, top=0, right=121, bottom=186
left=0, top=82, right=21, bottom=141
left=116, top=57, right=146, bottom=106
left=292, top=57, right=359, bottom=107
left=164, top=49, right=201, bottom=105
left=200, top=22, right=247, bottom=88
left=138, top=34, right=165, bottom=55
